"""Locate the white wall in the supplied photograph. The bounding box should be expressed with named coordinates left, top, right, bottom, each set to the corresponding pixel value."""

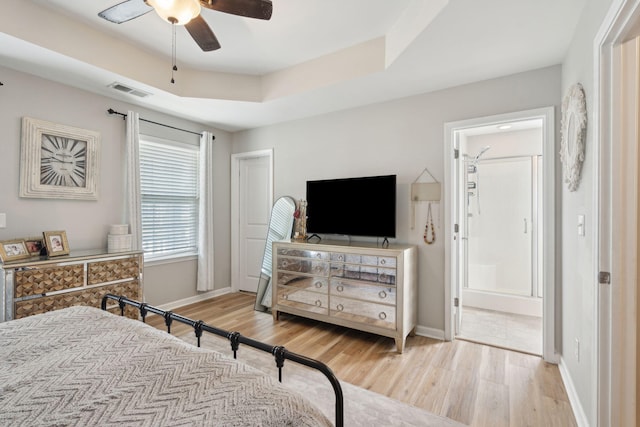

left=0, top=65, right=233, bottom=306
left=561, top=0, right=614, bottom=424
left=232, top=65, right=561, bottom=333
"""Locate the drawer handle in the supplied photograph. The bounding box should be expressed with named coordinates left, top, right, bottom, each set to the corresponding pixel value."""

left=283, top=294, right=289, bottom=300
left=315, top=281, right=323, bottom=289
left=379, top=312, right=387, bottom=320
left=379, top=273, right=387, bottom=281
left=336, top=304, right=344, bottom=312
left=337, top=255, right=344, bottom=261
left=336, top=285, right=344, bottom=292
left=315, top=300, right=322, bottom=307
left=379, top=290, right=387, bottom=299
left=380, top=259, right=386, bottom=265
left=316, top=253, right=322, bottom=259
left=282, top=260, right=289, bottom=268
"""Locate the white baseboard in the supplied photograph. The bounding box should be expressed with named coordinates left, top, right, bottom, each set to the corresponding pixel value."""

left=558, top=356, right=588, bottom=427
left=414, top=325, right=445, bottom=341
left=153, top=286, right=232, bottom=311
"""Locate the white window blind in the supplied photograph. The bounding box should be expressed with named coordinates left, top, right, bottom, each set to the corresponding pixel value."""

left=139, top=138, right=199, bottom=260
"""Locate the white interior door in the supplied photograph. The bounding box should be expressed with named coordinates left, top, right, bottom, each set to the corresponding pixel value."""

left=236, top=154, right=271, bottom=293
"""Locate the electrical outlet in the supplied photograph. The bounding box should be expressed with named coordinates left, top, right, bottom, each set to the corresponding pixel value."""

left=574, top=338, right=580, bottom=362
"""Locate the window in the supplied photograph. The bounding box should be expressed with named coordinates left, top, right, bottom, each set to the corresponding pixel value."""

left=139, top=137, right=199, bottom=261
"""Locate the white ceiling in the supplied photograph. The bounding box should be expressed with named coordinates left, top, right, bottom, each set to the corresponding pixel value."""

left=0, top=0, right=586, bottom=132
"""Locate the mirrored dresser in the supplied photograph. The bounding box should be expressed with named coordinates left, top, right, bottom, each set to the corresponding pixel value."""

left=272, top=240, right=417, bottom=353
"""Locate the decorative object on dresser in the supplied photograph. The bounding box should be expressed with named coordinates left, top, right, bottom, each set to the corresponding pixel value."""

left=272, top=240, right=418, bottom=353
left=0, top=249, right=143, bottom=321
left=0, top=239, right=30, bottom=262
left=20, top=116, right=100, bottom=200
left=42, top=230, right=70, bottom=257
left=107, top=223, right=133, bottom=253
left=24, top=237, right=45, bottom=256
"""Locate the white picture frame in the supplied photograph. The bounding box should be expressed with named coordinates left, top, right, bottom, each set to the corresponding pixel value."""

left=20, top=117, right=100, bottom=200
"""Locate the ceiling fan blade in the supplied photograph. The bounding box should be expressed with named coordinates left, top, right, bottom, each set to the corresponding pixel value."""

left=98, top=0, right=153, bottom=24
left=200, top=0, right=273, bottom=20
left=185, top=15, right=221, bottom=51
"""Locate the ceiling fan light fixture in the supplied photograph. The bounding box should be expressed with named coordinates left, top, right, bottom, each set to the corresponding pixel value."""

left=146, top=0, right=201, bottom=25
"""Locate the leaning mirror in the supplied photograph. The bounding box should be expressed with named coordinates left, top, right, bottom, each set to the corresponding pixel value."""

left=254, top=196, right=296, bottom=312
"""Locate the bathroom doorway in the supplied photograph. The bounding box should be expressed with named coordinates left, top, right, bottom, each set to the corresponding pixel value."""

left=459, top=124, right=542, bottom=354
left=444, top=108, right=556, bottom=361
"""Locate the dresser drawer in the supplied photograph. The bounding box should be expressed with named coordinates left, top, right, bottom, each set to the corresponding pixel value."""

left=277, top=257, right=329, bottom=276
left=330, top=253, right=396, bottom=267
left=276, top=247, right=329, bottom=260
left=277, top=286, right=329, bottom=315
left=330, top=279, right=396, bottom=305
left=14, top=280, right=140, bottom=320
left=14, top=264, right=85, bottom=298
left=276, top=272, right=328, bottom=292
left=88, top=257, right=140, bottom=285
left=330, top=295, right=396, bottom=330
left=330, top=264, right=396, bottom=285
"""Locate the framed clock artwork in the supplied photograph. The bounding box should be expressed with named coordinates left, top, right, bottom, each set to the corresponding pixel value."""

left=20, top=117, right=100, bottom=200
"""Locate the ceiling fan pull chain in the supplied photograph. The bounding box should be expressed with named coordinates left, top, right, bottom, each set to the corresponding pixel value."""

left=171, top=19, right=177, bottom=84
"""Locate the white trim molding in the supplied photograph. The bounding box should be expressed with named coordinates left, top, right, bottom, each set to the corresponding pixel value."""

left=443, top=107, right=557, bottom=363
left=558, top=357, right=589, bottom=427
left=153, top=286, right=232, bottom=312
left=594, top=0, right=640, bottom=425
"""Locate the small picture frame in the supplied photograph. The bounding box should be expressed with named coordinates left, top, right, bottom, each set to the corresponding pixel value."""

left=24, top=237, right=45, bottom=256
left=0, top=239, right=31, bottom=262
left=43, top=230, right=70, bottom=257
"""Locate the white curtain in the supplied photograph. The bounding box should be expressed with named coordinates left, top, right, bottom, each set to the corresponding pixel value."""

left=125, top=111, right=142, bottom=250
left=197, top=131, right=215, bottom=291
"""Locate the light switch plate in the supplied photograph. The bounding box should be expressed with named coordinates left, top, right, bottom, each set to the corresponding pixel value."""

left=0, top=213, right=5, bottom=228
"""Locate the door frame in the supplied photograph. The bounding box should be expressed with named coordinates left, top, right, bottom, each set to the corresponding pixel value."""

left=231, top=149, right=274, bottom=292
left=595, top=0, right=640, bottom=424
left=443, top=107, right=557, bottom=363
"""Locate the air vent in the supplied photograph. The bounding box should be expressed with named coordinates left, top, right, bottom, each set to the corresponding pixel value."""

left=108, top=82, right=151, bottom=98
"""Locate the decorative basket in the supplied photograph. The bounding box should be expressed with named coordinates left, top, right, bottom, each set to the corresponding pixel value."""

left=109, top=224, right=129, bottom=235
left=108, top=234, right=132, bottom=253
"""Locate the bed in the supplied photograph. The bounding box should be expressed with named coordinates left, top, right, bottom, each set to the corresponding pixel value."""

left=0, top=295, right=343, bottom=426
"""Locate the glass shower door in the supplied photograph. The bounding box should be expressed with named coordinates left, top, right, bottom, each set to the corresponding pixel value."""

left=466, top=157, right=532, bottom=296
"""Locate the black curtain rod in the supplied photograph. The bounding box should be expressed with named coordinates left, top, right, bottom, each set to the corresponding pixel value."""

left=107, top=108, right=213, bottom=139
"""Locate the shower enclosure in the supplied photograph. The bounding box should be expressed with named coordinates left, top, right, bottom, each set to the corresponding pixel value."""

left=460, top=128, right=543, bottom=317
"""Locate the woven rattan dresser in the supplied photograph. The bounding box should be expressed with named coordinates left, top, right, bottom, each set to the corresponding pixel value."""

left=0, top=249, right=142, bottom=321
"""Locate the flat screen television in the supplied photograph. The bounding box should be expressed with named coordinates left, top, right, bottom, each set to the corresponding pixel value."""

left=306, top=174, right=396, bottom=238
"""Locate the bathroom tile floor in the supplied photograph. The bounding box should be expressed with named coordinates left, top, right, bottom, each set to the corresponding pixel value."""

left=457, top=306, right=542, bottom=355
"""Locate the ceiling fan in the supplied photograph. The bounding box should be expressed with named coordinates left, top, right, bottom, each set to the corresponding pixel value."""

left=98, top=0, right=273, bottom=52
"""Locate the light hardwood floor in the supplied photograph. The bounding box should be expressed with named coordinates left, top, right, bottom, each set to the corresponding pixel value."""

left=145, top=292, right=576, bottom=427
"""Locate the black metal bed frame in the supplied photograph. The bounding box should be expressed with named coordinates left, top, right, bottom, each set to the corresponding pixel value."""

left=101, top=294, right=344, bottom=427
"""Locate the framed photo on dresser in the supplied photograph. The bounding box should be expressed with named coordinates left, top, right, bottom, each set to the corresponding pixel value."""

left=43, top=230, right=70, bottom=257
left=0, top=240, right=30, bottom=262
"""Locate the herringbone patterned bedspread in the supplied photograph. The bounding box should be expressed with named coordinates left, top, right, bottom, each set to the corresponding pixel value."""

left=0, top=306, right=332, bottom=426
